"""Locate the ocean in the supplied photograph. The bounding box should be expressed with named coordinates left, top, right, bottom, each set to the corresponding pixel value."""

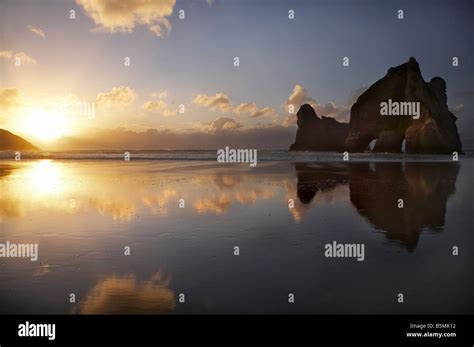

left=0, top=149, right=473, bottom=161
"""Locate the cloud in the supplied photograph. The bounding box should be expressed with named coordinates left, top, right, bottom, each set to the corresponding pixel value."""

left=96, top=86, right=136, bottom=107
left=451, top=104, right=464, bottom=114
left=148, top=18, right=171, bottom=37
left=234, top=102, right=275, bottom=118
left=0, top=51, right=37, bottom=65
left=193, top=93, right=275, bottom=118
left=251, top=107, right=275, bottom=118
left=76, top=0, right=176, bottom=37
left=194, top=194, right=231, bottom=215
left=234, top=102, right=256, bottom=114
left=193, top=92, right=232, bottom=112
left=56, top=124, right=296, bottom=150
left=0, top=51, right=12, bottom=59
left=314, top=102, right=350, bottom=122
left=142, top=100, right=177, bottom=117
left=150, top=90, right=169, bottom=99
left=195, top=117, right=243, bottom=133
left=283, top=84, right=351, bottom=123
left=0, top=88, right=23, bottom=109
left=454, top=90, right=474, bottom=98
left=284, top=84, right=316, bottom=111
left=211, top=117, right=242, bottom=131
left=282, top=114, right=297, bottom=127
left=27, top=25, right=46, bottom=38
left=142, top=89, right=176, bottom=116
left=14, top=52, right=38, bottom=65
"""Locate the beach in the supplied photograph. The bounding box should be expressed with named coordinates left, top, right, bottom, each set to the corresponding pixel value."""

left=0, top=155, right=473, bottom=314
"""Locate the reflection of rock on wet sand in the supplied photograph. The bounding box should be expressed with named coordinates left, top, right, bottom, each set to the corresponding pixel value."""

left=79, top=272, right=175, bottom=314
left=290, top=163, right=350, bottom=222
left=295, top=162, right=460, bottom=251
left=349, top=162, right=459, bottom=251
left=295, top=163, right=349, bottom=204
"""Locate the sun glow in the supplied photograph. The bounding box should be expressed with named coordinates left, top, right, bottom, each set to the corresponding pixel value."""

left=19, top=106, right=73, bottom=141
left=29, top=160, right=64, bottom=196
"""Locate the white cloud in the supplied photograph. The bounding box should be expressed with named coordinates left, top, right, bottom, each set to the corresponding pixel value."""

left=250, top=106, right=274, bottom=118
left=142, top=100, right=177, bottom=117
left=195, top=117, right=243, bottom=133
left=148, top=18, right=171, bottom=37
left=0, top=51, right=37, bottom=65
left=193, top=93, right=275, bottom=119
left=283, top=84, right=350, bottom=123
left=0, top=88, right=23, bottom=109
left=282, top=114, right=297, bottom=127
left=96, top=86, right=136, bottom=107
left=14, top=52, right=38, bottom=65
left=193, top=93, right=232, bottom=112
left=150, top=90, right=169, bottom=99
left=234, top=102, right=257, bottom=114
left=0, top=51, right=12, bottom=59
left=313, top=102, right=350, bottom=123
left=27, top=25, right=46, bottom=38
left=234, top=102, right=275, bottom=118
left=284, top=84, right=316, bottom=111
left=76, top=0, right=176, bottom=37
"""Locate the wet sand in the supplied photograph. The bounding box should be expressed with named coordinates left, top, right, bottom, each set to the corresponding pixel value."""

left=0, top=159, right=473, bottom=314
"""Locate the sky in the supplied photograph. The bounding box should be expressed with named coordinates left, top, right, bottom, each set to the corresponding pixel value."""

left=1, top=0, right=473, bottom=149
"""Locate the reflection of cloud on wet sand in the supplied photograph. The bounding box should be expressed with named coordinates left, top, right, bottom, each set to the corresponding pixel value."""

left=211, top=174, right=242, bottom=189
left=194, top=194, right=231, bottom=215
left=142, top=189, right=178, bottom=215
left=79, top=272, right=175, bottom=314
left=234, top=188, right=274, bottom=204
left=193, top=186, right=276, bottom=215
left=0, top=161, right=350, bottom=222
left=0, top=162, right=281, bottom=220
left=87, top=197, right=136, bottom=221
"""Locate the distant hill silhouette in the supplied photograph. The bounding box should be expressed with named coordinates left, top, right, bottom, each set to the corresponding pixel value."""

left=0, top=129, right=39, bottom=151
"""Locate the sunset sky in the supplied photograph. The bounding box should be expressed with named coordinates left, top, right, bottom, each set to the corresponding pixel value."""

left=1, top=0, right=473, bottom=149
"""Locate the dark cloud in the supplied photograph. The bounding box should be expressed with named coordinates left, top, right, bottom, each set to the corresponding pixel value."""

left=55, top=125, right=296, bottom=150
left=454, top=91, right=474, bottom=98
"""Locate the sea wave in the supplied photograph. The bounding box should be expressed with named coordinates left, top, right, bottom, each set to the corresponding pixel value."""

left=0, top=150, right=472, bottom=162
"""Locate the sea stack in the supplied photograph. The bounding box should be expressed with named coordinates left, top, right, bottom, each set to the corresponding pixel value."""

left=344, top=57, right=462, bottom=154
left=289, top=104, right=349, bottom=151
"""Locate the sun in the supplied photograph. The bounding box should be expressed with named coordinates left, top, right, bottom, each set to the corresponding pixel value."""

left=20, top=105, right=73, bottom=141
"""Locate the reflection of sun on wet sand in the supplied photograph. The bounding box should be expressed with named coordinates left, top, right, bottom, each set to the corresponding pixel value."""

left=0, top=160, right=461, bottom=252
left=79, top=272, right=175, bottom=314
left=0, top=161, right=284, bottom=220
left=0, top=158, right=471, bottom=315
